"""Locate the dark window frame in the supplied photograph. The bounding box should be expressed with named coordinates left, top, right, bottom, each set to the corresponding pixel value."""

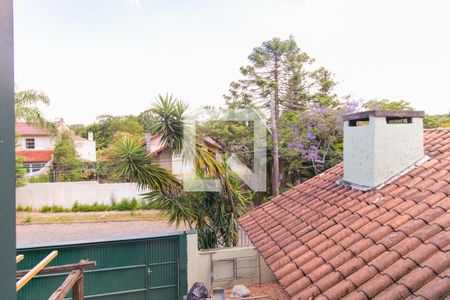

left=25, top=138, right=35, bottom=149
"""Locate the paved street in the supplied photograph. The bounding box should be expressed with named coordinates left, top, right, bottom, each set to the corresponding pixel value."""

left=17, top=219, right=187, bottom=246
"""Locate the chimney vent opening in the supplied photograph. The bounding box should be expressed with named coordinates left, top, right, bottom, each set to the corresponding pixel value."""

left=349, top=118, right=369, bottom=127
left=386, top=116, right=412, bottom=124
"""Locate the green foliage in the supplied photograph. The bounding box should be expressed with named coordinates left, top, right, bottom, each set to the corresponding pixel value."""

left=40, top=205, right=70, bottom=213
left=198, top=107, right=255, bottom=166
left=16, top=205, right=33, bottom=212
left=225, top=36, right=317, bottom=111
left=112, top=97, right=255, bottom=249
left=115, top=198, right=139, bottom=211
left=148, top=94, right=187, bottom=155
left=15, top=90, right=53, bottom=128
left=362, top=99, right=413, bottom=111
left=68, top=124, right=86, bottom=136
left=28, top=173, right=51, bottom=183
left=224, top=36, right=340, bottom=196
left=15, top=155, right=27, bottom=187
left=83, top=115, right=145, bottom=150
left=53, top=133, right=83, bottom=182
left=72, top=201, right=109, bottom=212
left=70, top=198, right=141, bottom=212
left=107, top=135, right=181, bottom=192
left=141, top=156, right=253, bottom=249
left=424, top=114, right=450, bottom=128
left=16, top=133, right=28, bottom=187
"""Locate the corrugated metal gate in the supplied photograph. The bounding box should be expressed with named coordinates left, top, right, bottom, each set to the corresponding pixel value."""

left=17, top=232, right=188, bottom=300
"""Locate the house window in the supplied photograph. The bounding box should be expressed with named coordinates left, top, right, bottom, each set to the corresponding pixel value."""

left=25, top=138, right=35, bottom=149
left=23, top=163, right=46, bottom=174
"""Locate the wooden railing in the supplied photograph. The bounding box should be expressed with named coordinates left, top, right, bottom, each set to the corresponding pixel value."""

left=16, top=258, right=96, bottom=300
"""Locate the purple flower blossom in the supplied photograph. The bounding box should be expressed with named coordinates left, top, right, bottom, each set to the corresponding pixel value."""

left=306, top=131, right=316, bottom=140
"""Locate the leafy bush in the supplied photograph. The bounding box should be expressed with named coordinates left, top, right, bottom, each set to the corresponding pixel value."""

left=40, top=205, right=52, bottom=213
left=72, top=201, right=109, bottom=212
left=39, top=205, right=69, bottom=213
left=28, top=173, right=51, bottom=183
left=39, top=198, right=145, bottom=213
left=17, top=205, right=33, bottom=212
left=52, top=133, right=83, bottom=182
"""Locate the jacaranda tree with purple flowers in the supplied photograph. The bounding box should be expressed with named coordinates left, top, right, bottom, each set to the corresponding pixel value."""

left=280, top=100, right=359, bottom=179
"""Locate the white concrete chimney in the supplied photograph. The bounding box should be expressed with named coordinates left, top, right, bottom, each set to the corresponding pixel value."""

left=87, top=131, right=94, bottom=141
left=341, top=110, right=426, bottom=190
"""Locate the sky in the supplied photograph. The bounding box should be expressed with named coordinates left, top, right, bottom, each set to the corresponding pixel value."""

left=14, top=0, right=450, bottom=124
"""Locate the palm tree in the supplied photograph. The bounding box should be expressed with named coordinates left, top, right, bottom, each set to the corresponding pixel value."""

left=149, top=94, right=187, bottom=155
left=109, top=94, right=253, bottom=248
left=149, top=94, right=222, bottom=177
left=15, top=90, right=51, bottom=127
left=108, top=135, right=181, bottom=193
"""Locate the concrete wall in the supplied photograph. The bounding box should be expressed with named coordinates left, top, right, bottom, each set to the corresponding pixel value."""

left=74, top=139, right=96, bottom=162
left=187, top=245, right=275, bottom=290
left=16, top=182, right=148, bottom=209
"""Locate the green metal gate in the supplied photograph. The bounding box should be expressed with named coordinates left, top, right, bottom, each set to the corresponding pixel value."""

left=17, top=232, right=188, bottom=300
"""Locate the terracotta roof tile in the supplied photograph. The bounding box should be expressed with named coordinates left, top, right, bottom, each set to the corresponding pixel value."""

left=16, top=150, right=53, bottom=163
left=371, top=283, right=411, bottom=300
left=397, top=267, right=435, bottom=292
left=420, top=250, right=450, bottom=275
left=382, top=258, right=417, bottom=281
left=358, top=274, right=393, bottom=298
left=314, top=271, right=345, bottom=295
left=323, top=280, right=356, bottom=299
left=239, top=129, right=450, bottom=298
left=15, top=122, right=51, bottom=136
left=413, top=276, right=450, bottom=300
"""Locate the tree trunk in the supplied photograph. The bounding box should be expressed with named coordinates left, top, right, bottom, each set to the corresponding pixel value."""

left=270, top=56, right=280, bottom=197
left=270, top=95, right=280, bottom=197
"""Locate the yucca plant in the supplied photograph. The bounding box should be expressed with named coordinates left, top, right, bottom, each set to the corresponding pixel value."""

left=108, top=135, right=181, bottom=193
left=109, top=94, right=254, bottom=249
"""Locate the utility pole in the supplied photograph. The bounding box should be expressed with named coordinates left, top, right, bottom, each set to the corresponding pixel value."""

left=0, top=0, right=17, bottom=298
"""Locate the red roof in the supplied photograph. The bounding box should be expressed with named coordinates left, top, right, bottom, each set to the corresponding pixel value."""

left=15, top=122, right=51, bottom=136
left=240, top=128, right=450, bottom=300
left=16, top=150, right=53, bottom=163
left=73, top=135, right=87, bottom=141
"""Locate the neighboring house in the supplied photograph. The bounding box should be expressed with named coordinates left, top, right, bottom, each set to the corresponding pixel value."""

left=146, top=133, right=253, bottom=179
left=146, top=133, right=222, bottom=177
left=16, top=121, right=96, bottom=176
left=240, top=111, right=450, bottom=299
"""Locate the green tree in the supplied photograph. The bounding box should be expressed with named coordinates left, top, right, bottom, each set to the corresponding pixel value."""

left=15, top=90, right=54, bottom=129
left=52, top=133, right=83, bottom=182
left=148, top=94, right=187, bottom=155
left=16, top=156, right=27, bottom=187
left=15, top=134, right=27, bottom=186
left=362, top=99, right=413, bottom=111
left=225, top=36, right=316, bottom=196
left=84, top=115, right=145, bottom=149
left=424, top=114, right=450, bottom=128
left=109, top=95, right=253, bottom=248
left=107, top=135, right=181, bottom=192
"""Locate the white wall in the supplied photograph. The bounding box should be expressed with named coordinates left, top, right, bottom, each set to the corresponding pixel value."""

left=16, top=182, right=148, bottom=208
left=74, top=140, right=96, bottom=161
left=188, top=246, right=275, bottom=289
left=17, top=136, right=54, bottom=150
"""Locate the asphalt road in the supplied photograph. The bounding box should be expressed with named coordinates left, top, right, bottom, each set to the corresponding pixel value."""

left=17, top=219, right=187, bottom=246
